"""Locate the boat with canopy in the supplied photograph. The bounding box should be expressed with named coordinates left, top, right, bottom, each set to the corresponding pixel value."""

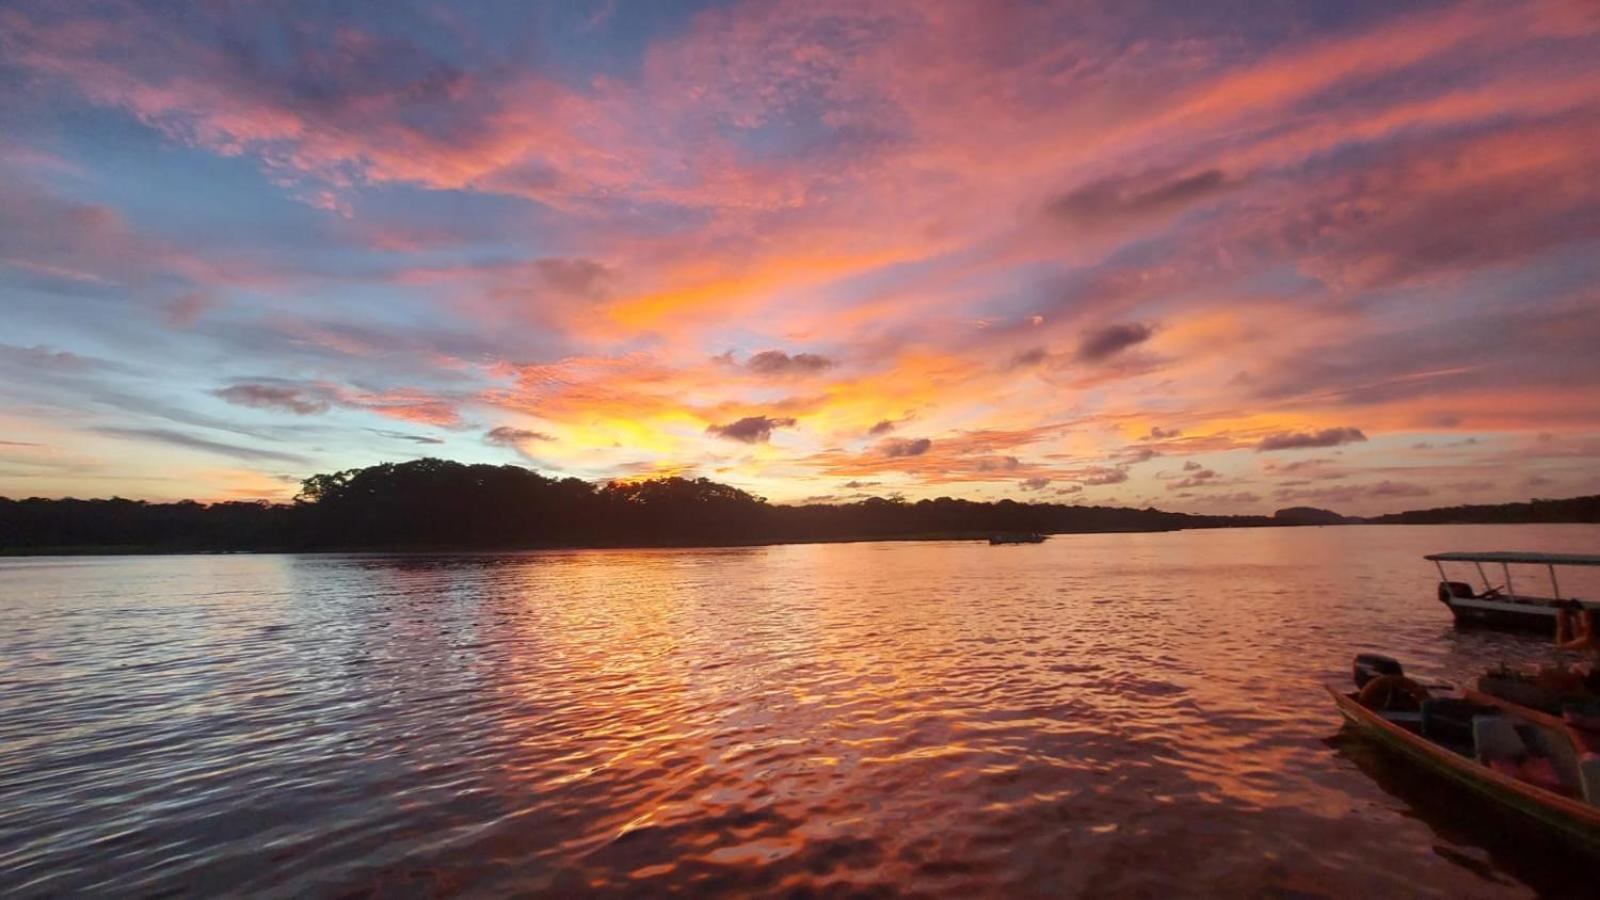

left=1426, top=551, right=1600, bottom=632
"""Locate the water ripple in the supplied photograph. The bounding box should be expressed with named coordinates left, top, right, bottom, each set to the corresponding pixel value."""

left=4, top=526, right=1599, bottom=896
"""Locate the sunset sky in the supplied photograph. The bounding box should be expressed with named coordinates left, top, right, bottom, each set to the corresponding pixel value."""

left=1, top=0, right=1597, bottom=514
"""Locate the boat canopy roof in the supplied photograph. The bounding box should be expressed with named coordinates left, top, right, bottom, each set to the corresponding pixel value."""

left=1425, top=551, right=1600, bottom=567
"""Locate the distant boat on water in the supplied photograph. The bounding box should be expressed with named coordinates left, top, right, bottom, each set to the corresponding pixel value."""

left=1426, top=551, right=1600, bottom=633
left=989, top=532, right=1046, bottom=544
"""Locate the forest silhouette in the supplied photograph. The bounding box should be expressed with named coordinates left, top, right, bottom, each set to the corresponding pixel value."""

left=2, top=458, right=1596, bottom=553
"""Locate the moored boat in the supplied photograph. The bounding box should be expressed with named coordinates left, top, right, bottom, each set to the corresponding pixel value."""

left=1426, top=551, right=1600, bottom=633
left=1330, top=654, right=1600, bottom=853
left=989, top=532, right=1046, bottom=544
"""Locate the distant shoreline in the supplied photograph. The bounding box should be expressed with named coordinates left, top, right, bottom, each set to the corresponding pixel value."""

left=0, top=528, right=1142, bottom=557
left=4, top=459, right=1595, bottom=557
left=6, top=519, right=1598, bottom=558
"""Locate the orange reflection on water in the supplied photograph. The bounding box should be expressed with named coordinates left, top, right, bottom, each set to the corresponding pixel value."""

left=5, top=525, right=1599, bottom=895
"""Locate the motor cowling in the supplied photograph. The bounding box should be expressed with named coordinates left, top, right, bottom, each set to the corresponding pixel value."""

left=1359, top=674, right=1430, bottom=712
left=1438, top=581, right=1474, bottom=604
left=1353, top=653, right=1403, bottom=689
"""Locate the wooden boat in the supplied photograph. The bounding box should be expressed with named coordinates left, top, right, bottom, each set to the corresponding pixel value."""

left=1330, top=656, right=1600, bottom=853
left=1425, top=551, right=1600, bottom=633
left=989, top=532, right=1046, bottom=545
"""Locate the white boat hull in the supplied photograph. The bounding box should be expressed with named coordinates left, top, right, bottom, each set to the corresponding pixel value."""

left=1441, top=593, right=1558, bottom=633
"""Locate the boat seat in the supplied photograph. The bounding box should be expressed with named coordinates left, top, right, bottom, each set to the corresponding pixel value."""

left=1421, top=698, right=1496, bottom=745
left=1472, top=715, right=1527, bottom=764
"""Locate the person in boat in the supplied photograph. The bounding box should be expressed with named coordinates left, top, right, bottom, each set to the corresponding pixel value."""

left=1556, top=601, right=1600, bottom=655
left=1547, top=600, right=1600, bottom=697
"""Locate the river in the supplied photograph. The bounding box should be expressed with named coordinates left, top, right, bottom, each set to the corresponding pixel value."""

left=3, top=524, right=1598, bottom=897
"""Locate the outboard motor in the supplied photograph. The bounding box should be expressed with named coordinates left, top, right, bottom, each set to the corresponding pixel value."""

left=1353, top=653, right=1403, bottom=689
left=1437, top=581, right=1474, bottom=603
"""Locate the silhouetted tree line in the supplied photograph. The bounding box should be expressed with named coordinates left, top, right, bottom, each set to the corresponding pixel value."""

left=1366, top=495, right=1600, bottom=525
left=0, top=497, right=293, bottom=551
left=2, top=458, right=1596, bottom=553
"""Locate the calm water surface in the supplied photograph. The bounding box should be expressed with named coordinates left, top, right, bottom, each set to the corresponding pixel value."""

left=4, top=525, right=1600, bottom=897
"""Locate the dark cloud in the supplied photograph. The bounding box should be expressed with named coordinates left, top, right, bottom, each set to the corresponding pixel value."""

left=1265, top=457, right=1341, bottom=478
left=1080, top=467, right=1128, bottom=485
left=1146, top=426, right=1180, bottom=440
left=881, top=437, right=932, bottom=457
left=1256, top=427, right=1366, bottom=452
left=535, top=257, right=611, bottom=300
left=974, top=455, right=1021, bottom=472
left=1020, top=476, right=1050, bottom=491
left=707, top=415, right=797, bottom=443
left=485, top=426, right=554, bottom=445
left=1182, top=460, right=1203, bottom=471
left=95, top=427, right=308, bottom=464
left=868, top=419, right=897, bottom=436
left=213, top=381, right=331, bottom=415
left=1168, top=468, right=1220, bottom=490
left=0, top=343, right=106, bottom=373
left=212, top=375, right=463, bottom=429
left=1368, top=482, right=1432, bottom=497
left=1118, top=446, right=1158, bottom=464
left=163, top=291, right=218, bottom=328
left=1055, top=484, right=1083, bottom=495
left=741, top=349, right=835, bottom=376
left=1048, top=169, right=1232, bottom=227
left=1009, top=347, right=1049, bottom=369
left=843, top=480, right=881, bottom=489
left=1076, top=322, right=1153, bottom=362
left=0, top=348, right=304, bottom=442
